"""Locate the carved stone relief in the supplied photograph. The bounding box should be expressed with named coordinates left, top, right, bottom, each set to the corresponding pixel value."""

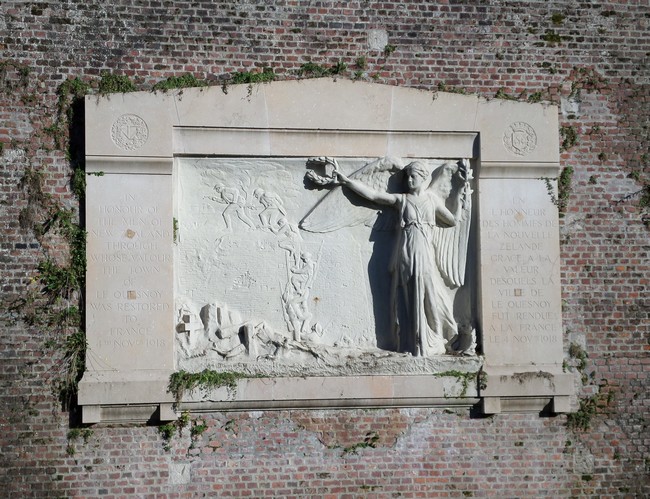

left=503, top=121, right=537, bottom=156
left=110, top=114, right=149, bottom=151
left=174, top=156, right=477, bottom=376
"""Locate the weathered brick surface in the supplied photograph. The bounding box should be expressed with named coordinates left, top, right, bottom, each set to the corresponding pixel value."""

left=1, top=0, right=648, bottom=496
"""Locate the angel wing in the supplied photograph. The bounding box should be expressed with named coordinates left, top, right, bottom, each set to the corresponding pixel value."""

left=430, top=160, right=474, bottom=288
left=300, top=157, right=405, bottom=233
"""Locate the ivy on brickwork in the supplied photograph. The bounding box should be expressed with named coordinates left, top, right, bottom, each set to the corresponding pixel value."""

left=0, top=60, right=31, bottom=91
left=6, top=69, right=142, bottom=409
left=563, top=342, right=616, bottom=431
left=158, top=410, right=191, bottom=451
left=542, top=166, right=574, bottom=218
left=621, top=159, right=650, bottom=227
left=562, top=67, right=649, bottom=225
left=13, top=75, right=92, bottom=407
left=560, top=126, right=578, bottom=151
left=65, top=428, right=93, bottom=456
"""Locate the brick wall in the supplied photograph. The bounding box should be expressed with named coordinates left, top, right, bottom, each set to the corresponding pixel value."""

left=1, top=1, right=648, bottom=496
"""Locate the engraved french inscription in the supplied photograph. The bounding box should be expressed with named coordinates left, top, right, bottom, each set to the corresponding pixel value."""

left=480, top=179, right=563, bottom=365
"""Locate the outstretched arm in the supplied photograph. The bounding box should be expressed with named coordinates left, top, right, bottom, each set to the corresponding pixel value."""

left=335, top=170, right=399, bottom=206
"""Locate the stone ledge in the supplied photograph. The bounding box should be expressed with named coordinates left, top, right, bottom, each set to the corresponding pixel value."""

left=480, top=371, right=574, bottom=398
left=79, top=369, right=574, bottom=422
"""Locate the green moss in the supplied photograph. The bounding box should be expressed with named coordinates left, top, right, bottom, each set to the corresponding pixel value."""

left=528, top=92, right=543, bottom=103
left=538, top=61, right=558, bottom=74
left=542, top=30, right=562, bottom=45
left=355, top=56, right=367, bottom=70
left=551, top=13, right=565, bottom=25
left=153, top=73, right=207, bottom=91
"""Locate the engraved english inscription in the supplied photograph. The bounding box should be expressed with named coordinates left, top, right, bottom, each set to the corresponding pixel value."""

left=86, top=174, right=172, bottom=371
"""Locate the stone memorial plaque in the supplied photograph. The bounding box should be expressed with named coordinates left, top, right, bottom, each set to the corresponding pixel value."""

left=480, top=178, right=563, bottom=365
left=174, top=156, right=477, bottom=376
left=86, top=174, right=173, bottom=372
left=78, top=79, right=573, bottom=421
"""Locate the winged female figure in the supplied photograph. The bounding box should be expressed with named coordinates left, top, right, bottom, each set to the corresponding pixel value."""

left=301, top=157, right=473, bottom=356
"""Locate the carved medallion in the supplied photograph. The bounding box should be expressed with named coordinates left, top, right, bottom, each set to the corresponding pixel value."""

left=503, top=121, right=537, bottom=156
left=110, top=114, right=149, bottom=151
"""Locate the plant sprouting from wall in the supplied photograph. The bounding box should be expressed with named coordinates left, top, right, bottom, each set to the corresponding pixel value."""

left=98, top=72, right=136, bottom=94
left=297, top=61, right=347, bottom=78
left=560, top=126, right=578, bottom=151
left=168, top=369, right=249, bottom=402
left=230, top=67, right=276, bottom=85
left=153, top=73, right=208, bottom=91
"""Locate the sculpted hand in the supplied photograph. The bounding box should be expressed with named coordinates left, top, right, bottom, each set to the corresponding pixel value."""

left=334, top=170, right=350, bottom=185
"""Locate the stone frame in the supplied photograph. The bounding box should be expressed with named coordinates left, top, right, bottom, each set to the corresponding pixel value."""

left=79, top=79, right=573, bottom=423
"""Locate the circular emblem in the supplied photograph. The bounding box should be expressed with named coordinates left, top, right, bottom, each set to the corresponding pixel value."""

left=111, top=114, right=149, bottom=151
left=503, top=121, right=537, bottom=156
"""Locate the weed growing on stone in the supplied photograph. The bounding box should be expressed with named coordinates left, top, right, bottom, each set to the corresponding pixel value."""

left=298, top=61, right=347, bottom=78
left=98, top=72, right=136, bottom=94
left=168, top=369, right=249, bottom=402
left=229, top=67, right=276, bottom=85
left=153, top=73, right=207, bottom=91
